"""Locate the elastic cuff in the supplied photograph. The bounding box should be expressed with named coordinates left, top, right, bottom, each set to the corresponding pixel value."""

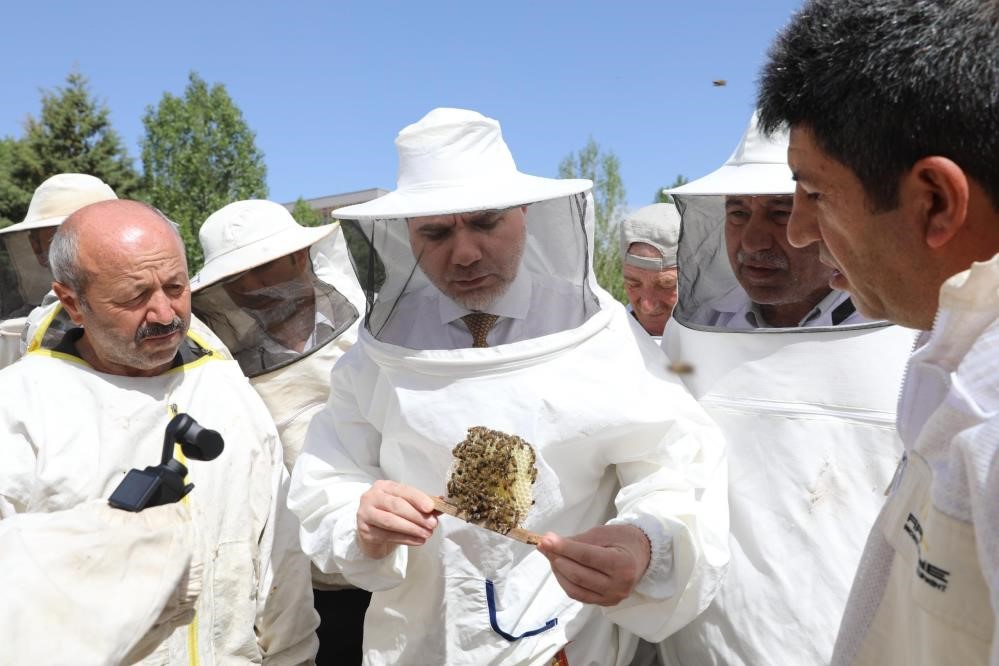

left=608, top=513, right=674, bottom=600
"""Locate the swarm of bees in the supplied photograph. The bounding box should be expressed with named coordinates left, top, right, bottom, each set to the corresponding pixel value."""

left=445, top=426, right=538, bottom=535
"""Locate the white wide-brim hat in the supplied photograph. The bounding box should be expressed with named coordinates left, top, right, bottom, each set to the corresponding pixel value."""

left=191, top=199, right=336, bottom=291
left=0, top=173, right=117, bottom=235
left=666, top=110, right=793, bottom=196
left=331, top=108, right=592, bottom=220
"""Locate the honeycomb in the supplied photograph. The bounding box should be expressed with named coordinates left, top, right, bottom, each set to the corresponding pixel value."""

left=445, top=426, right=538, bottom=535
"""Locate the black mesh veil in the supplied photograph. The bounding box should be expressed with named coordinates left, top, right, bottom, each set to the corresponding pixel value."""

left=339, top=192, right=602, bottom=347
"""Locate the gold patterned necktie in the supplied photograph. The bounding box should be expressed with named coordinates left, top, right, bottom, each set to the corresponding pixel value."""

left=461, top=312, right=499, bottom=348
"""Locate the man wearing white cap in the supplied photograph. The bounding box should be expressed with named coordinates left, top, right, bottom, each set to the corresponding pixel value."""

left=652, top=111, right=913, bottom=665
left=620, top=203, right=681, bottom=339
left=191, top=199, right=368, bottom=664
left=0, top=173, right=117, bottom=369
left=289, top=108, right=728, bottom=665
left=0, top=199, right=319, bottom=663
left=668, top=114, right=867, bottom=329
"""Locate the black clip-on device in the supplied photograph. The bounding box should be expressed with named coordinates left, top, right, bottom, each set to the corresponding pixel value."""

left=108, top=413, right=224, bottom=512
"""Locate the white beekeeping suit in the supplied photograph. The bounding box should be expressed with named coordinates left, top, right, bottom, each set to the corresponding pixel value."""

left=289, top=108, right=729, bottom=665
left=650, top=112, right=914, bottom=666
left=0, top=319, right=319, bottom=664
left=1, top=501, right=201, bottom=666
left=0, top=173, right=117, bottom=369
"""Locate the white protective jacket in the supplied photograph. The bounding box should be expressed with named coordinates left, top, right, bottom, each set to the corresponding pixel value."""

left=831, top=253, right=999, bottom=666
left=290, top=294, right=729, bottom=666
left=1, top=501, right=200, bottom=666
left=658, top=320, right=913, bottom=665
left=0, top=324, right=319, bottom=665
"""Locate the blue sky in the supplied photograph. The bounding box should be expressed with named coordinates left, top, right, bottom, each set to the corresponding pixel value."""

left=1, top=1, right=804, bottom=212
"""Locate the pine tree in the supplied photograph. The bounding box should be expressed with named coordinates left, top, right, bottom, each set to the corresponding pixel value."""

left=0, top=138, right=23, bottom=228
left=0, top=72, right=140, bottom=225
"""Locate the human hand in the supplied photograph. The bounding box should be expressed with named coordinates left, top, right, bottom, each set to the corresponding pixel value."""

left=537, top=524, right=651, bottom=606
left=356, top=480, right=438, bottom=559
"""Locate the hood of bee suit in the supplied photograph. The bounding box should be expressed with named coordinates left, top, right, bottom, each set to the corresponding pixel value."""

left=190, top=199, right=365, bottom=379
left=332, top=108, right=607, bottom=348
left=1, top=174, right=118, bottom=323
left=664, top=111, right=875, bottom=331
left=654, top=108, right=915, bottom=664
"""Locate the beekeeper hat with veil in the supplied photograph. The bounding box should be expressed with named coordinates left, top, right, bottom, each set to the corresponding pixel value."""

left=654, top=111, right=917, bottom=666
left=0, top=173, right=117, bottom=369
left=190, top=200, right=363, bottom=378
left=331, top=107, right=605, bottom=348
left=189, top=200, right=364, bottom=470
left=287, top=107, right=729, bottom=665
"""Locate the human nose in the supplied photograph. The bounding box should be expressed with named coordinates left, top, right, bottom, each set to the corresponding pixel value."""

left=449, top=229, right=482, bottom=267
left=788, top=186, right=821, bottom=248
left=637, top=292, right=659, bottom=314
left=740, top=208, right=774, bottom=253
left=146, top=289, right=177, bottom=324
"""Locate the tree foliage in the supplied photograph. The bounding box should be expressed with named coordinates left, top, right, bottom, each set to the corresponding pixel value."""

left=290, top=197, right=323, bottom=227
left=141, top=72, right=267, bottom=270
left=0, top=139, right=22, bottom=229
left=558, top=138, right=627, bottom=303
left=655, top=174, right=689, bottom=204
left=0, top=72, right=140, bottom=226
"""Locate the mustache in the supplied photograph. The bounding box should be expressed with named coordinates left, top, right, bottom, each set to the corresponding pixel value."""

left=446, top=267, right=490, bottom=282
left=135, top=316, right=185, bottom=342
left=737, top=249, right=789, bottom=270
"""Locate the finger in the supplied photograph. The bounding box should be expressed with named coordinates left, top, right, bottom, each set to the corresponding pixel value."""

left=550, top=567, right=615, bottom=606
left=549, top=551, right=614, bottom=595
left=376, top=493, right=438, bottom=531
left=379, top=480, right=436, bottom=514
left=360, top=523, right=430, bottom=548
left=542, top=533, right=622, bottom=572
left=358, top=499, right=433, bottom=539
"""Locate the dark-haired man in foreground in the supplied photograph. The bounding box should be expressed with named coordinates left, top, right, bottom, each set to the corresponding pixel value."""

left=758, top=1, right=999, bottom=663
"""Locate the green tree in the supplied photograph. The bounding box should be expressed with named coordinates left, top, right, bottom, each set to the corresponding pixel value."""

left=655, top=174, right=689, bottom=204
left=290, top=197, right=323, bottom=227
left=141, top=72, right=267, bottom=270
left=558, top=138, right=627, bottom=303
left=0, top=72, right=140, bottom=225
left=0, top=138, right=23, bottom=228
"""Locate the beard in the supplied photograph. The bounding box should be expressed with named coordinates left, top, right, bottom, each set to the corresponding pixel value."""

left=440, top=275, right=515, bottom=311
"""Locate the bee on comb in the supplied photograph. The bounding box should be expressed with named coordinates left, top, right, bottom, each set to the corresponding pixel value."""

left=432, top=426, right=541, bottom=545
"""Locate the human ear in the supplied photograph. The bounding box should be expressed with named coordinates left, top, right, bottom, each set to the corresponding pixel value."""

left=52, top=281, right=85, bottom=325
left=911, top=156, right=969, bottom=250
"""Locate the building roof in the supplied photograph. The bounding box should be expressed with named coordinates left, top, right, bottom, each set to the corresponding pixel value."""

left=282, top=188, right=389, bottom=216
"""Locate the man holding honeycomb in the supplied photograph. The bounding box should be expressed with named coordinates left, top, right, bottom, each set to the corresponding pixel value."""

left=289, top=108, right=728, bottom=665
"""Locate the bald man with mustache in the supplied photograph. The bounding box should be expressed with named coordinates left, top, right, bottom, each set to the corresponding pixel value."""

left=0, top=199, right=318, bottom=664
